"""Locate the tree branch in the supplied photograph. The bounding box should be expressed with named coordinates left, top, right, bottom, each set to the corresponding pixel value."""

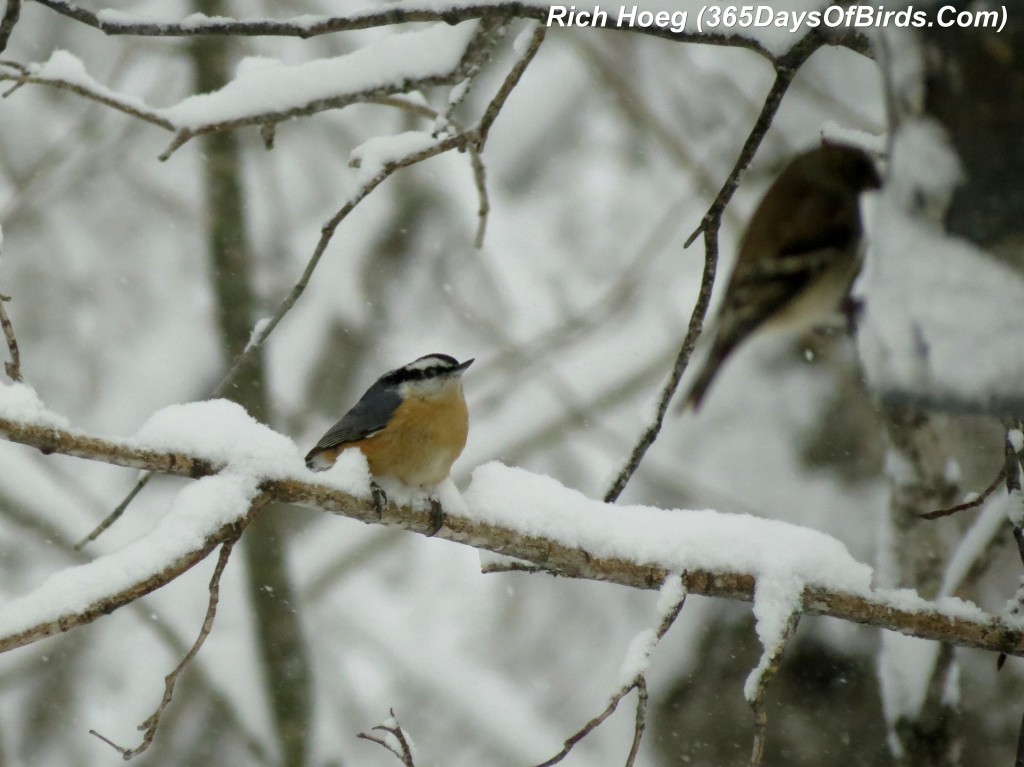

left=30, top=0, right=779, bottom=59
left=89, top=534, right=241, bottom=760
left=2, top=413, right=1024, bottom=660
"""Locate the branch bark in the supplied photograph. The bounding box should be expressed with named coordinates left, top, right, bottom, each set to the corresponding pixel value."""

left=2, top=414, right=1024, bottom=660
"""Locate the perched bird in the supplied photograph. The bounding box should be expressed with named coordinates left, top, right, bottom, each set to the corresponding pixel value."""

left=306, top=353, right=473, bottom=531
left=683, top=143, right=881, bottom=409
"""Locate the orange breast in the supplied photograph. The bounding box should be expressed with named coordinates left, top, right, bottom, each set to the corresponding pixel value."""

left=352, top=385, right=469, bottom=486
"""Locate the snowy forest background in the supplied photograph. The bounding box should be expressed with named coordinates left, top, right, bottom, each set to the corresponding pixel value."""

left=1, top=1, right=1023, bottom=766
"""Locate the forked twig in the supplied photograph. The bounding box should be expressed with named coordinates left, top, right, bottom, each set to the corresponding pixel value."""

left=357, top=708, right=417, bottom=767
left=89, top=534, right=240, bottom=759
left=533, top=577, right=686, bottom=767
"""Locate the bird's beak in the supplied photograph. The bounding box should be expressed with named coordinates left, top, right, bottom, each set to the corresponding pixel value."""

left=453, top=358, right=474, bottom=375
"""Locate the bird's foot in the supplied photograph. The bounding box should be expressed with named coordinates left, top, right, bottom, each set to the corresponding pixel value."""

left=427, top=497, right=445, bottom=537
left=371, top=481, right=388, bottom=520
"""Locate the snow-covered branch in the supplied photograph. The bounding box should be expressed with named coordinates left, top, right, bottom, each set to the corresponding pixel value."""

left=0, top=22, right=483, bottom=159
left=31, top=0, right=781, bottom=59
left=1, top=399, right=1024, bottom=661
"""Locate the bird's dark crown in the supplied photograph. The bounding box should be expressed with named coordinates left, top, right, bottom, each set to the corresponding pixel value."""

left=379, top=353, right=471, bottom=386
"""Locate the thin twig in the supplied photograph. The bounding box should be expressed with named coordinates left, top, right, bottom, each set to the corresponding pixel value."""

left=89, top=533, right=241, bottom=760
left=921, top=465, right=1008, bottom=519
left=533, top=578, right=686, bottom=767
left=0, top=66, right=174, bottom=129
left=478, top=24, right=545, bottom=144
left=604, top=34, right=823, bottom=503
left=0, top=0, right=20, bottom=55
left=357, top=709, right=416, bottom=767
left=74, top=472, right=153, bottom=550
left=603, top=224, right=718, bottom=502
left=684, top=35, right=821, bottom=248
left=1006, top=424, right=1024, bottom=567
left=0, top=290, right=22, bottom=382
left=748, top=614, right=799, bottom=767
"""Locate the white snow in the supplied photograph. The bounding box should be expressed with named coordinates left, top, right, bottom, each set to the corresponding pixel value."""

left=463, top=462, right=873, bottom=594
left=877, top=630, right=940, bottom=727
left=744, top=573, right=802, bottom=701
left=0, top=473, right=259, bottom=640
left=1009, top=429, right=1024, bottom=453
left=245, top=316, right=272, bottom=353
left=618, top=576, right=686, bottom=685
left=940, top=495, right=1007, bottom=598
left=29, top=50, right=154, bottom=117
left=161, top=22, right=479, bottom=130
left=0, top=381, right=72, bottom=429
left=350, top=132, right=442, bottom=186
left=857, top=121, right=1024, bottom=409
left=133, top=399, right=304, bottom=477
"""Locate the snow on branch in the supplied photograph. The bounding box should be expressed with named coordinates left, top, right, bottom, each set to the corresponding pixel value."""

left=0, top=20, right=485, bottom=159
left=32, top=0, right=780, bottom=60
left=2, top=388, right=1024, bottom=661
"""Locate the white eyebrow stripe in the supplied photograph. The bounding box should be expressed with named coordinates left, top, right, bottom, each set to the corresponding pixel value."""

left=405, top=356, right=452, bottom=372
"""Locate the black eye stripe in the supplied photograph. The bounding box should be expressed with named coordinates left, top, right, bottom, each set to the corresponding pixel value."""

left=379, top=365, right=452, bottom=386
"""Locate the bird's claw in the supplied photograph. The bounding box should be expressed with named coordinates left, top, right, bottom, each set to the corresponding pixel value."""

left=371, top=481, right=388, bottom=520
left=427, top=497, right=445, bottom=537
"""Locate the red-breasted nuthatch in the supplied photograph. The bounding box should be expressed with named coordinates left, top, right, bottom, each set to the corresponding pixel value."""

left=305, top=353, right=473, bottom=528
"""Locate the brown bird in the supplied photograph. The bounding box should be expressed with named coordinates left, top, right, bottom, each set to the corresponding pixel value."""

left=683, top=143, right=881, bottom=410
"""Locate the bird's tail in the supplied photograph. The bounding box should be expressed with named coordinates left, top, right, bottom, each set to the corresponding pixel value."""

left=680, top=337, right=738, bottom=411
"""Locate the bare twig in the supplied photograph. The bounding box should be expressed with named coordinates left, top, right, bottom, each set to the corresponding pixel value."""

left=0, top=290, right=22, bottom=382
left=920, top=465, right=1008, bottom=519
left=533, top=578, right=686, bottom=767
left=604, top=34, right=822, bottom=502
left=748, top=614, right=799, bottom=767
left=357, top=709, right=416, bottom=767
left=89, top=535, right=240, bottom=759
left=74, top=472, right=152, bottom=549
left=1006, top=424, right=1024, bottom=566
left=0, top=0, right=20, bottom=55
left=0, top=63, right=173, bottom=128
left=684, top=33, right=837, bottom=248
left=477, top=24, right=545, bottom=144
left=603, top=224, right=718, bottom=502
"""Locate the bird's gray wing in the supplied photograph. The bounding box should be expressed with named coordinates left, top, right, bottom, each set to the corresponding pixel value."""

left=308, top=381, right=402, bottom=454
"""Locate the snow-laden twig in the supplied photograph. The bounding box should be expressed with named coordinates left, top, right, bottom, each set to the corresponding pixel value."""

left=745, top=580, right=801, bottom=767
left=3, top=412, right=1024, bottom=658
left=0, top=23, right=483, bottom=159
left=89, top=534, right=242, bottom=760
left=31, top=0, right=782, bottom=60
left=357, top=709, right=417, bottom=767
left=533, top=576, right=686, bottom=767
